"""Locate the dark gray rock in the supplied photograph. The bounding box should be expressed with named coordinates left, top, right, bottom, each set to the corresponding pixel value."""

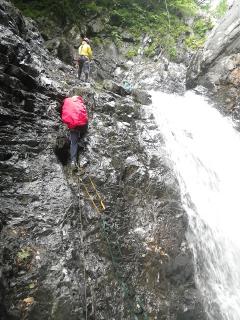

left=166, top=254, right=194, bottom=285
left=121, top=31, right=135, bottom=43
left=57, top=39, right=75, bottom=65
left=88, top=17, right=105, bottom=34
left=132, top=88, right=152, bottom=105
left=92, top=42, right=122, bottom=80
left=103, top=79, right=128, bottom=96
left=0, top=1, right=206, bottom=319
left=0, top=0, right=26, bottom=37
left=44, top=37, right=61, bottom=55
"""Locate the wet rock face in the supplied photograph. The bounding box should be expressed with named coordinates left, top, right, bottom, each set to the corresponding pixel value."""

left=186, top=0, right=240, bottom=119
left=0, top=1, right=79, bottom=318
left=130, top=59, right=187, bottom=94
left=0, top=1, right=206, bottom=319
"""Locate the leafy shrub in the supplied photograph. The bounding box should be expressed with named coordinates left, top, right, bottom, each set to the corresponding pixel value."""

left=126, top=48, right=139, bottom=58
left=185, top=35, right=205, bottom=49
left=214, top=0, right=228, bottom=19
left=193, top=18, right=214, bottom=37
left=12, top=0, right=210, bottom=59
left=185, top=17, right=213, bottom=50
left=169, top=0, right=198, bottom=15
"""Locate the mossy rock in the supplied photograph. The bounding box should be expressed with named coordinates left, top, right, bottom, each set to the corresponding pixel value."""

left=16, top=247, right=33, bottom=269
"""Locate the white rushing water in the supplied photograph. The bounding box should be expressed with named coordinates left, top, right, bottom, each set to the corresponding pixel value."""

left=151, top=91, right=240, bottom=320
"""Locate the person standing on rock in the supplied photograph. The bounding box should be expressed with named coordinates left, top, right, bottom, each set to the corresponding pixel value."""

left=78, top=37, right=93, bottom=82
left=61, top=96, right=88, bottom=168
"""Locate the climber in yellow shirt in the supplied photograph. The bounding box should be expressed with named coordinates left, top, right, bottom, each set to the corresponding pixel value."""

left=78, top=37, right=93, bottom=82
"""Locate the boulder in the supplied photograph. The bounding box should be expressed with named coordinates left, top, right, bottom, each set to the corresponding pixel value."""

left=45, top=37, right=61, bottom=55
left=103, top=79, right=128, bottom=96
left=68, top=85, right=94, bottom=96
left=132, top=88, right=152, bottom=105
left=89, top=17, right=105, bottom=34
left=122, top=60, right=135, bottom=70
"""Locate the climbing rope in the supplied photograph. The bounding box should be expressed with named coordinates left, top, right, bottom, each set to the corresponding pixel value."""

left=77, top=177, right=88, bottom=320
left=75, top=164, right=149, bottom=319
left=76, top=165, right=105, bottom=214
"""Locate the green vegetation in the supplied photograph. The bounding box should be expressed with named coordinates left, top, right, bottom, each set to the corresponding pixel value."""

left=185, top=17, right=214, bottom=49
left=16, top=247, right=33, bottom=268
left=13, top=0, right=214, bottom=59
left=126, top=48, right=139, bottom=59
left=17, top=248, right=32, bottom=261
left=185, top=35, right=205, bottom=49
left=214, top=0, right=228, bottom=19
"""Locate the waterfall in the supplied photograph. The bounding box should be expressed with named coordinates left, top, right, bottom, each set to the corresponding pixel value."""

left=151, top=91, right=240, bottom=320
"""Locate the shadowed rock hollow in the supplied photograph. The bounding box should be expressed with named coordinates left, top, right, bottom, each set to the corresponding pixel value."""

left=0, top=1, right=206, bottom=319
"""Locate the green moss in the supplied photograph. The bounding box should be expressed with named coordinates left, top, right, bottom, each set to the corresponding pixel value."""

left=185, top=17, right=214, bottom=50
left=17, top=248, right=31, bottom=261
left=126, top=48, right=139, bottom=59
left=110, top=28, right=123, bottom=47
left=144, top=43, right=158, bottom=58
left=214, top=0, right=228, bottom=19
left=193, top=18, right=214, bottom=37
left=185, top=35, right=205, bottom=49
left=17, top=247, right=33, bottom=267
left=92, top=37, right=104, bottom=47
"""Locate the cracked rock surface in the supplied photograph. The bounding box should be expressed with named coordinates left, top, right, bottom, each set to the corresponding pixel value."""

left=0, top=1, right=206, bottom=319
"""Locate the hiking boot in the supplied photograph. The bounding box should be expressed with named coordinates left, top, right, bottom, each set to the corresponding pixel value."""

left=70, top=161, right=77, bottom=169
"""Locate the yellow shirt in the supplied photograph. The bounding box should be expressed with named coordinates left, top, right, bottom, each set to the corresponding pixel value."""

left=78, top=42, right=93, bottom=60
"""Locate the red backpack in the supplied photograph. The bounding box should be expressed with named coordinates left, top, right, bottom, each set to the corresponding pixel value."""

left=61, top=96, right=88, bottom=129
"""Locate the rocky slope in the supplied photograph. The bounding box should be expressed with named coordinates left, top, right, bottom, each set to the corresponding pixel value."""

left=186, top=0, right=240, bottom=122
left=0, top=0, right=206, bottom=319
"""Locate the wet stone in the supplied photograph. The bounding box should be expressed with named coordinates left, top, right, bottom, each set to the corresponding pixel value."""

left=0, top=1, right=207, bottom=319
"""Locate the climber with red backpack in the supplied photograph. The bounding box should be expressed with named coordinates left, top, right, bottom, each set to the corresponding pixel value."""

left=61, top=95, right=88, bottom=168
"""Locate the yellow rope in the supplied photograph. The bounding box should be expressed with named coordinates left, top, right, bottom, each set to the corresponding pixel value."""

left=88, top=176, right=106, bottom=210
left=75, top=165, right=148, bottom=319
left=76, top=165, right=106, bottom=214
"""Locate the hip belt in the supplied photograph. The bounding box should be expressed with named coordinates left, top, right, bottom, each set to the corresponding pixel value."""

left=79, top=55, right=89, bottom=60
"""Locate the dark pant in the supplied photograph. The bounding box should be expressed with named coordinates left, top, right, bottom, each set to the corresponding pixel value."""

left=70, top=124, right=88, bottom=162
left=78, top=56, right=90, bottom=81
